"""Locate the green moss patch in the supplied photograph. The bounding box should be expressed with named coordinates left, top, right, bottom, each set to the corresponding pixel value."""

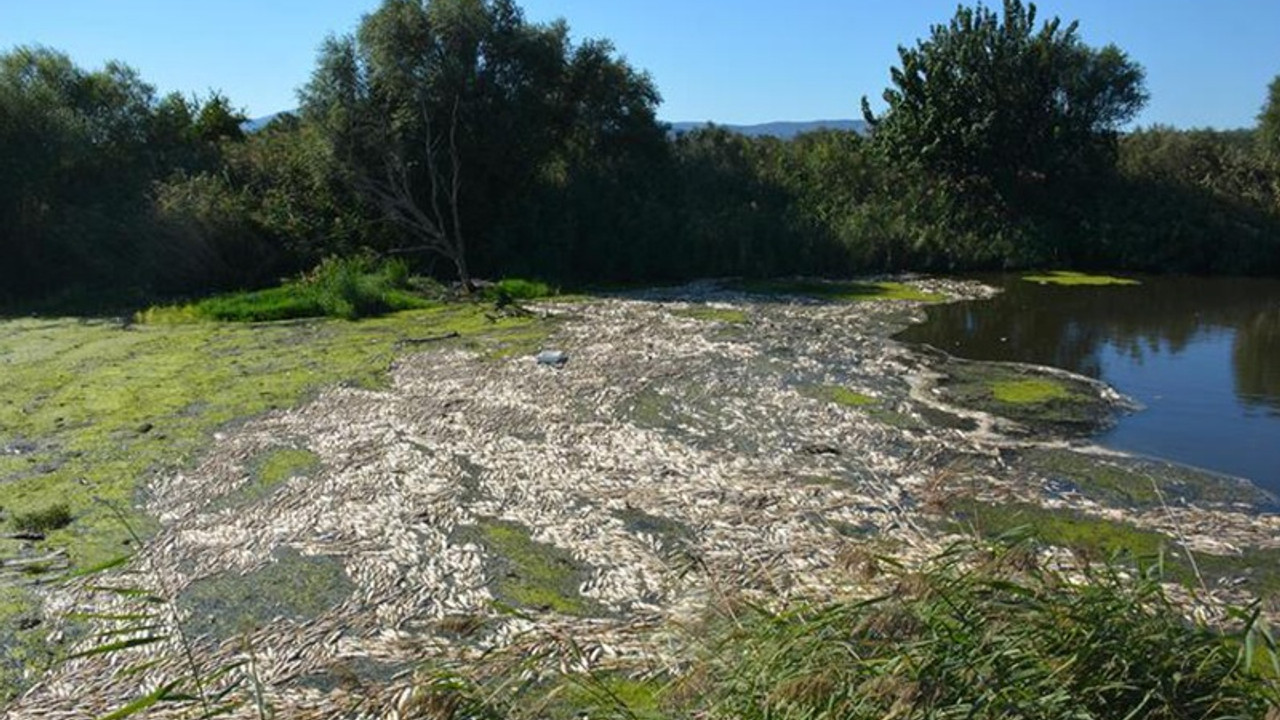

left=0, top=305, right=549, bottom=570
left=671, top=306, right=749, bottom=324
left=179, top=547, right=353, bottom=641
left=731, top=279, right=945, bottom=303
left=459, top=520, right=599, bottom=616
left=803, top=384, right=877, bottom=408
left=1022, top=271, right=1141, bottom=287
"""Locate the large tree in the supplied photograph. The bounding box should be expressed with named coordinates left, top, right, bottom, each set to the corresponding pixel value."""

left=862, top=0, right=1147, bottom=264
left=301, top=0, right=665, bottom=288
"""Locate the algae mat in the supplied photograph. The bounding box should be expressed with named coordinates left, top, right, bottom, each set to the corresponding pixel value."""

left=0, top=306, right=547, bottom=701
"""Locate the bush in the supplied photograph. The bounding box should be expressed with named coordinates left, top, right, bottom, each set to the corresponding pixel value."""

left=138, top=256, right=433, bottom=323
left=483, top=278, right=557, bottom=303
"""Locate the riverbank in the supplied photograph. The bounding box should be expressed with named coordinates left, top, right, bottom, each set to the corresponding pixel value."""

left=4, top=278, right=1277, bottom=717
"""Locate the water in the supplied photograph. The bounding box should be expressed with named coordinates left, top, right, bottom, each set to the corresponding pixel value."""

left=897, top=275, right=1280, bottom=489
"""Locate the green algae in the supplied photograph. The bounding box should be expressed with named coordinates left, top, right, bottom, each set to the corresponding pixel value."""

left=732, top=279, right=945, bottom=303
left=947, top=500, right=1280, bottom=596
left=613, top=507, right=695, bottom=549
left=460, top=520, right=598, bottom=616
left=804, top=385, right=877, bottom=408
left=1022, top=271, right=1141, bottom=287
left=1023, top=448, right=1274, bottom=509
left=671, top=307, right=749, bottom=324
left=9, top=504, right=73, bottom=534
left=990, top=378, right=1071, bottom=404
left=0, top=305, right=549, bottom=571
left=0, top=586, right=55, bottom=705
left=179, top=547, right=354, bottom=641
left=209, top=448, right=322, bottom=512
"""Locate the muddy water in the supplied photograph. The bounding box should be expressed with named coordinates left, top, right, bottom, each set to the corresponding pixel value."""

left=897, top=275, right=1280, bottom=489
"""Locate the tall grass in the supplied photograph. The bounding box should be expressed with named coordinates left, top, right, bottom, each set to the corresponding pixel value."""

left=138, top=256, right=434, bottom=323
left=403, top=541, right=1280, bottom=720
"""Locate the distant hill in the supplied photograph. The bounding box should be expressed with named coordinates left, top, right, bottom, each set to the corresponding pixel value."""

left=243, top=113, right=866, bottom=139
left=669, top=119, right=866, bottom=139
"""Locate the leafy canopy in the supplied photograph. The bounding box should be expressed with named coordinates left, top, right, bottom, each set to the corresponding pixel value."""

left=864, top=0, right=1146, bottom=196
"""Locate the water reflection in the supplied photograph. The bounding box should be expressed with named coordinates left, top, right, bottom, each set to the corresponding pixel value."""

left=897, top=275, right=1280, bottom=483
left=1234, top=308, right=1280, bottom=417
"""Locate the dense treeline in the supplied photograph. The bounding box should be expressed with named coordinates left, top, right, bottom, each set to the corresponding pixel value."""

left=2, top=0, right=1279, bottom=307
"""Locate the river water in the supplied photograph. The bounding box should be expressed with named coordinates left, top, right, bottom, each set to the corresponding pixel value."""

left=897, top=275, right=1280, bottom=490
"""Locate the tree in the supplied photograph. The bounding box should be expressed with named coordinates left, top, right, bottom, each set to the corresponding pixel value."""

left=1260, top=75, right=1280, bottom=160
left=862, top=0, right=1147, bottom=264
left=301, top=0, right=570, bottom=290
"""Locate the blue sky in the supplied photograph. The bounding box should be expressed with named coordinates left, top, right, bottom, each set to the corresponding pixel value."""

left=2, top=0, right=1277, bottom=128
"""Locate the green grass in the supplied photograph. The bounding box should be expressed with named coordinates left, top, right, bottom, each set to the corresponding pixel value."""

left=1022, top=271, right=1141, bottom=286
left=990, top=378, right=1072, bottom=404
left=731, top=279, right=945, bottom=302
left=139, top=256, right=435, bottom=323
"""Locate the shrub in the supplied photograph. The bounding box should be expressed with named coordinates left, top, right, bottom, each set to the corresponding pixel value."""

left=483, top=278, right=557, bottom=303
left=138, top=255, right=434, bottom=323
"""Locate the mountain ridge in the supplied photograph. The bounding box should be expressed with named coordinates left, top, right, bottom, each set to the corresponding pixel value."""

left=243, top=113, right=866, bottom=139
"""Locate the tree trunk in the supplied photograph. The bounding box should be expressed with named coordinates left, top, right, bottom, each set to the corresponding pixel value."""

left=453, top=252, right=474, bottom=295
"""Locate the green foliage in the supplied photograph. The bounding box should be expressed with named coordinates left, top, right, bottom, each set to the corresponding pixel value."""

left=864, top=0, right=1147, bottom=267
left=141, top=256, right=432, bottom=323
left=483, top=278, right=557, bottom=302
left=1260, top=75, right=1280, bottom=160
